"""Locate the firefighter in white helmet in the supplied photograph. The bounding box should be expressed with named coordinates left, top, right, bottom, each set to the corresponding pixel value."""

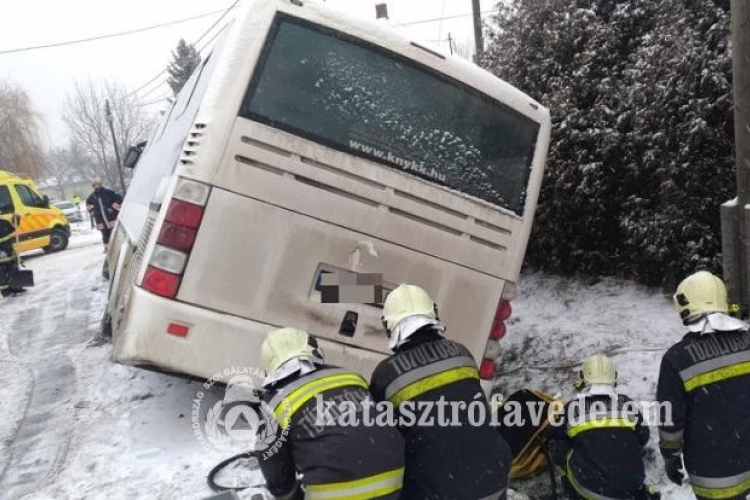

left=369, top=284, right=512, bottom=500
left=257, top=327, right=405, bottom=500
left=657, top=271, right=750, bottom=500
left=545, top=353, right=654, bottom=499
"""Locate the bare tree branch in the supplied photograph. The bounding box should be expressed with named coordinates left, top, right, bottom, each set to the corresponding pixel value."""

left=62, top=80, right=157, bottom=192
left=0, top=80, right=45, bottom=178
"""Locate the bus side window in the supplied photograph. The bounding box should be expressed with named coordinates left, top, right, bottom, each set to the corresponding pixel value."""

left=0, top=186, right=15, bottom=214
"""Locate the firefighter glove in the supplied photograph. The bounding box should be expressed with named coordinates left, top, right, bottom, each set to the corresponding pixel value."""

left=664, top=455, right=684, bottom=485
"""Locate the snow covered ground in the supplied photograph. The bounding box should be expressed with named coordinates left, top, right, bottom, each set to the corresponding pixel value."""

left=0, top=226, right=236, bottom=500
left=0, top=224, right=697, bottom=499
left=501, top=272, right=695, bottom=499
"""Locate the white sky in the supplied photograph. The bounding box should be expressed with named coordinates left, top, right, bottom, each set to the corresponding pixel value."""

left=0, top=0, right=496, bottom=147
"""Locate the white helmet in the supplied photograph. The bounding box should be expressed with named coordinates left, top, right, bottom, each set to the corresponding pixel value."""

left=580, top=354, right=617, bottom=386
left=260, top=327, right=322, bottom=375
left=381, top=284, right=437, bottom=334
left=673, top=271, right=728, bottom=324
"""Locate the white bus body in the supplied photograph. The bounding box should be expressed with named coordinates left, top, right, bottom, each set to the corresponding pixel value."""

left=106, top=0, right=551, bottom=389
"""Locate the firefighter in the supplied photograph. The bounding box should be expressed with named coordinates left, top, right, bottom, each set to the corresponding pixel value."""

left=0, top=217, right=26, bottom=297
left=657, top=271, right=750, bottom=500
left=369, top=284, right=511, bottom=500
left=85, top=180, right=122, bottom=252
left=545, top=354, right=654, bottom=500
left=258, top=327, right=405, bottom=500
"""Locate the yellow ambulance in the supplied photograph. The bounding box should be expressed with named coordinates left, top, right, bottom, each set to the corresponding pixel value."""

left=0, top=171, right=70, bottom=253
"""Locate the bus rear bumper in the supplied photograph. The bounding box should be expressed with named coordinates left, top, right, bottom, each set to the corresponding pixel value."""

left=113, top=286, right=387, bottom=383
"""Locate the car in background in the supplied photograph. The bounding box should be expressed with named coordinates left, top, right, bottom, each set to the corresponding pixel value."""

left=52, top=200, right=83, bottom=223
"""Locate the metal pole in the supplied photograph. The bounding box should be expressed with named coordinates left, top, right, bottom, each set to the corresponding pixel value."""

left=472, top=0, right=483, bottom=63
left=105, top=99, right=126, bottom=194
left=723, top=0, right=750, bottom=315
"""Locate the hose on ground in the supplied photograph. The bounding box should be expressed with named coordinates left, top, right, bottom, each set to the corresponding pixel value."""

left=207, top=450, right=265, bottom=492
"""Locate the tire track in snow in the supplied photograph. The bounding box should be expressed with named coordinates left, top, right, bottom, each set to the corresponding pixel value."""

left=0, top=244, right=104, bottom=499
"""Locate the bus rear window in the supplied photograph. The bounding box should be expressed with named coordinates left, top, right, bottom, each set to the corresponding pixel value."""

left=239, top=15, right=539, bottom=215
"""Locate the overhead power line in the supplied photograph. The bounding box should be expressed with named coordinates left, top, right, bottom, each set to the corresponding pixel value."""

left=137, top=79, right=171, bottom=101
left=125, top=0, right=239, bottom=100
left=197, top=24, right=228, bottom=53
left=137, top=93, right=173, bottom=108
left=194, top=0, right=239, bottom=48
left=131, top=6, right=497, bottom=102
left=0, top=7, right=234, bottom=56
left=0, top=6, right=497, bottom=57
left=393, top=10, right=498, bottom=28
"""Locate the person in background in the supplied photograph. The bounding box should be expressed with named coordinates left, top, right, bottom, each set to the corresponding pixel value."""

left=370, top=284, right=511, bottom=500
left=545, top=354, right=655, bottom=499
left=258, top=327, right=405, bottom=500
left=657, top=271, right=750, bottom=500
left=0, top=217, right=25, bottom=297
left=86, top=180, right=122, bottom=252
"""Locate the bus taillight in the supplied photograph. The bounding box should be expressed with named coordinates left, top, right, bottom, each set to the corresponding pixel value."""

left=157, top=222, right=197, bottom=252
left=489, top=301, right=511, bottom=340
left=165, top=199, right=204, bottom=228
left=141, top=178, right=210, bottom=299
left=489, top=321, right=506, bottom=340
left=480, top=297, right=514, bottom=380
left=479, top=358, right=497, bottom=380
left=143, top=266, right=181, bottom=298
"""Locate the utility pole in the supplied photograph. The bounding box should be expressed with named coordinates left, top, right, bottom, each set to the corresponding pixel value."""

left=721, top=0, right=750, bottom=315
left=447, top=33, right=454, bottom=55
left=104, top=99, right=126, bottom=194
left=471, top=0, right=483, bottom=63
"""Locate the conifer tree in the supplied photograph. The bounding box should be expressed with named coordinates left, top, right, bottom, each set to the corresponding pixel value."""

left=481, top=0, right=732, bottom=286
left=166, top=39, right=201, bottom=96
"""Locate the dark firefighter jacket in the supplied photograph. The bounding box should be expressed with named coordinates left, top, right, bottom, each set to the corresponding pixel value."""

left=259, top=365, right=405, bottom=500
left=656, top=328, right=750, bottom=499
left=0, top=219, right=16, bottom=287
left=86, top=188, right=122, bottom=227
left=369, top=327, right=511, bottom=500
left=546, top=392, right=650, bottom=499
left=0, top=218, right=14, bottom=254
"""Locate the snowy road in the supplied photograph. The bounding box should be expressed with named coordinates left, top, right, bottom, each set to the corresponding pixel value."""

left=0, top=230, right=100, bottom=498
left=0, top=228, right=231, bottom=500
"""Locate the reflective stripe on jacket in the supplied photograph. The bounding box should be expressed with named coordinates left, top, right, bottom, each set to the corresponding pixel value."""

left=546, top=393, right=649, bottom=499
left=267, top=368, right=368, bottom=428
left=305, top=467, right=405, bottom=500
left=689, top=469, right=750, bottom=499
left=383, top=354, right=478, bottom=405
left=370, top=328, right=511, bottom=500
left=656, top=329, right=750, bottom=496
left=260, top=366, right=405, bottom=500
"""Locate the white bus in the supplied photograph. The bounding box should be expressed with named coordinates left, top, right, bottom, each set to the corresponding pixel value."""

left=105, top=0, right=551, bottom=391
